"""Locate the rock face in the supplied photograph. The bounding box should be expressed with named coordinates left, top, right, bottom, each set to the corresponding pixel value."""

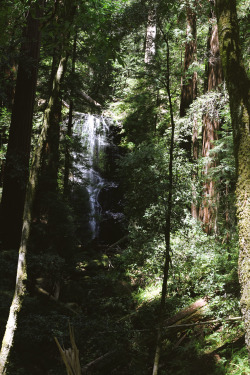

left=73, top=113, right=125, bottom=245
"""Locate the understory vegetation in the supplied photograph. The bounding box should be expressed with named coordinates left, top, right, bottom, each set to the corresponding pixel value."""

left=0, top=224, right=246, bottom=374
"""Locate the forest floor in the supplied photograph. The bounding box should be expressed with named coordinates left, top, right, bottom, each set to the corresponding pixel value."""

left=0, top=242, right=248, bottom=375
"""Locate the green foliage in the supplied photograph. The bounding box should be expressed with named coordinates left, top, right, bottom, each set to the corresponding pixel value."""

left=0, top=107, right=10, bottom=161
left=170, top=216, right=240, bottom=308
left=226, top=347, right=250, bottom=375
left=30, top=192, right=77, bottom=257
left=0, top=1, right=29, bottom=108
left=8, top=305, right=71, bottom=375
left=121, top=209, right=241, bottom=315
left=27, top=253, right=65, bottom=284
left=121, top=90, right=158, bottom=144
left=118, top=139, right=192, bottom=230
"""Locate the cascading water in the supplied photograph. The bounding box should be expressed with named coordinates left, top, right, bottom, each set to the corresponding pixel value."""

left=73, top=113, right=116, bottom=240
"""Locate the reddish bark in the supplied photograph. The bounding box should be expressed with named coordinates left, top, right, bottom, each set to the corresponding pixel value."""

left=199, top=3, right=223, bottom=233
left=191, top=115, right=199, bottom=219
left=180, top=1, right=198, bottom=217
left=180, top=3, right=197, bottom=119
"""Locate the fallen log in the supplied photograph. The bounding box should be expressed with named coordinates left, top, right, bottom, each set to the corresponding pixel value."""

left=163, top=298, right=207, bottom=327
left=80, top=91, right=102, bottom=108
left=98, top=316, right=242, bottom=335
left=81, top=350, right=117, bottom=374
left=107, top=235, right=129, bottom=251
left=62, top=99, right=70, bottom=108
left=166, top=316, right=242, bottom=329
left=118, top=297, right=207, bottom=325
left=211, top=333, right=245, bottom=356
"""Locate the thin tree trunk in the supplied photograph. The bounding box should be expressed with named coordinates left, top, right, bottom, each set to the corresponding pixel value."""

left=0, top=52, right=68, bottom=375
left=64, top=32, right=77, bottom=198
left=43, top=53, right=64, bottom=196
left=179, top=0, right=198, bottom=218
left=180, top=1, right=197, bottom=121
left=152, top=33, right=175, bottom=375
left=0, top=0, right=43, bottom=250
left=215, top=0, right=250, bottom=360
left=144, top=4, right=157, bottom=64
left=191, top=113, right=199, bottom=219
left=41, top=0, right=76, bottom=203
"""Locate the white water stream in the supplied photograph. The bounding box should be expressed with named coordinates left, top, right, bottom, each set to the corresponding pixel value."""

left=73, top=113, right=113, bottom=239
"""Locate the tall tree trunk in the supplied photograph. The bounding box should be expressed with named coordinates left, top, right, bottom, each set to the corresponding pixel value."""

left=42, top=53, right=64, bottom=197
left=0, top=52, right=68, bottom=375
left=0, top=2, right=20, bottom=110
left=64, top=32, right=77, bottom=198
left=36, top=2, right=76, bottom=251
left=215, top=0, right=250, bottom=360
left=0, top=0, right=43, bottom=250
left=152, top=34, right=174, bottom=375
left=179, top=0, right=198, bottom=218
left=0, top=1, right=76, bottom=369
left=191, top=113, right=199, bottom=219
left=180, top=0, right=197, bottom=121
left=144, top=4, right=157, bottom=64
left=200, top=0, right=223, bottom=233
left=41, top=0, right=76, bottom=201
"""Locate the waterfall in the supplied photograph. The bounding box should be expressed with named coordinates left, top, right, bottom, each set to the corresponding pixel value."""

left=72, top=113, right=114, bottom=239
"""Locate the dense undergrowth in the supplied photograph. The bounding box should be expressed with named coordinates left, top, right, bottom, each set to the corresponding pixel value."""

left=0, top=215, right=248, bottom=375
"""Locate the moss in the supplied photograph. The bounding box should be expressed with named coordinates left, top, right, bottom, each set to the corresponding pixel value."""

left=216, top=0, right=250, bottom=357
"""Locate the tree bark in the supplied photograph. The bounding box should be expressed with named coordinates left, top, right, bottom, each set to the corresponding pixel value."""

left=215, top=0, right=250, bottom=360
left=63, top=32, right=77, bottom=198
left=80, top=91, right=102, bottom=108
left=179, top=0, right=198, bottom=218
left=38, top=0, right=76, bottom=232
left=200, top=0, right=223, bottom=234
left=42, top=51, right=64, bottom=196
left=0, top=0, right=43, bottom=250
left=180, top=1, right=197, bottom=119
left=144, top=4, right=157, bottom=64
left=63, top=33, right=77, bottom=199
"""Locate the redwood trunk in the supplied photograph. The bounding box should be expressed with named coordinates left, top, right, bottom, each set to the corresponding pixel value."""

left=179, top=3, right=197, bottom=119
left=179, top=1, right=198, bottom=218
left=199, top=1, right=223, bottom=233
left=0, top=1, right=43, bottom=249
